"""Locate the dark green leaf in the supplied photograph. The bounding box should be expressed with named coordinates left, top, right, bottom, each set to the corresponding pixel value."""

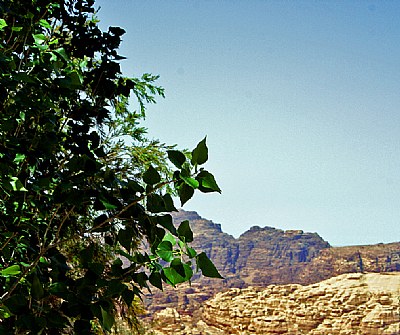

left=167, top=150, right=186, bottom=168
left=186, top=247, right=197, bottom=258
left=100, top=307, right=114, bottom=331
left=197, top=252, right=223, bottom=279
left=197, top=170, right=221, bottom=193
left=149, top=271, right=163, bottom=290
left=118, top=227, right=134, bottom=252
left=163, top=193, right=177, bottom=212
left=31, top=274, right=44, bottom=300
left=143, top=165, right=161, bottom=185
left=177, top=220, right=193, bottom=243
left=191, top=137, right=208, bottom=165
left=147, top=194, right=165, bottom=213
left=157, top=215, right=177, bottom=235
left=178, top=182, right=194, bottom=206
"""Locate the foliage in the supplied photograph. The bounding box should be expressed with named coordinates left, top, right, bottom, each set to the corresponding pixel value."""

left=0, top=0, right=222, bottom=333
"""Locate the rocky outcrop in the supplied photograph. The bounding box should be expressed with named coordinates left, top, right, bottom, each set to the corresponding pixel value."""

left=144, top=210, right=400, bottom=316
left=151, top=272, right=400, bottom=335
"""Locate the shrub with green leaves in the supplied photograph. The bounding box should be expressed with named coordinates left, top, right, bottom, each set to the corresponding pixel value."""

left=0, top=1, right=222, bottom=333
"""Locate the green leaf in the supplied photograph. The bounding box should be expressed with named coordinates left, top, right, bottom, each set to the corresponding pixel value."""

left=39, top=19, right=51, bottom=29
left=186, top=247, right=197, bottom=259
left=147, top=194, right=165, bottom=213
left=157, top=215, right=177, bottom=235
left=167, top=150, right=186, bottom=168
left=31, top=274, right=44, bottom=300
left=99, top=197, right=118, bottom=210
left=163, top=193, right=177, bottom=212
left=191, top=137, right=208, bottom=165
left=177, top=220, right=193, bottom=243
left=0, top=264, right=21, bottom=277
left=8, top=177, right=27, bottom=191
left=180, top=175, right=199, bottom=189
left=162, top=259, right=193, bottom=286
left=54, top=47, right=69, bottom=61
left=156, top=241, right=174, bottom=262
left=197, top=252, right=223, bottom=279
left=178, top=182, right=194, bottom=206
left=0, top=19, right=7, bottom=31
left=143, top=165, right=161, bottom=185
left=197, top=170, right=221, bottom=193
left=118, top=227, right=134, bottom=252
left=0, top=305, right=12, bottom=319
left=162, top=233, right=176, bottom=246
left=13, top=153, right=26, bottom=164
left=100, top=307, right=114, bottom=331
left=32, top=33, right=46, bottom=45
left=149, top=271, right=163, bottom=290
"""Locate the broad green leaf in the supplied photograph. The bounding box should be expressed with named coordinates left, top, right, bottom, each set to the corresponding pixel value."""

left=54, top=47, right=69, bottom=61
left=157, top=215, right=177, bottom=235
left=177, top=220, right=193, bottom=243
left=31, top=274, right=44, bottom=300
left=143, top=165, right=161, bottom=185
left=122, top=289, right=135, bottom=306
left=38, top=19, right=51, bottom=29
left=11, top=26, right=22, bottom=32
left=9, top=177, right=27, bottom=192
left=147, top=194, right=165, bottom=213
left=163, top=193, right=177, bottom=212
left=178, top=182, right=194, bottom=206
left=0, top=264, right=21, bottom=277
left=100, top=307, right=114, bottom=331
left=0, top=19, right=7, bottom=31
left=32, top=33, right=46, bottom=45
left=13, top=153, right=25, bottom=164
left=162, top=259, right=193, bottom=286
left=149, top=271, right=163, bottom=290
left=162, top=233, right=176, bottom=246
left=197, top=252, right=223, bottom=279
left=186, top=247, right=197, bottom=259
left=167, top=150, right=186, bottom=169
left=156, top=241, right=174, bottom=262
left=118, top=228, right=134, bottom=252
left=180, top=174, right=199, bottom=189
left=191, top=137, right=208, bottom=165
left=197, top=170, right=221, bottom=193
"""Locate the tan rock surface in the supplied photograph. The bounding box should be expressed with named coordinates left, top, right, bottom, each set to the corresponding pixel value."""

left=144, top=211, right=400, bottom=317
left=150, top=272, right=400, bottom=335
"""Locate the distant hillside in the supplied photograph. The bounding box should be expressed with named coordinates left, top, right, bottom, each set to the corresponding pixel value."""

left=144, top=210, right=400, bottom=316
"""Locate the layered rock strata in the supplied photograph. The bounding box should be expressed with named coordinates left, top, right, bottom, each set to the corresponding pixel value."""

left=151, top=272, right=400, bottom=335
left=145, top=211, right=400, bottom=316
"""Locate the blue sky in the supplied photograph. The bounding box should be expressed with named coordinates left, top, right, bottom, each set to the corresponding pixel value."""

left=95, top=1, right=400, bottom=246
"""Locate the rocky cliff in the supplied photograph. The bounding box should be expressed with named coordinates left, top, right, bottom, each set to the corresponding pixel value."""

left=144, top=210, right=400, bottom=317
left=151, top=272, right=400, bottom=335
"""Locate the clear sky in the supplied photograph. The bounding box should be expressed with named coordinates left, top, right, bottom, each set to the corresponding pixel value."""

left=95, top=1, right=400, bottom=246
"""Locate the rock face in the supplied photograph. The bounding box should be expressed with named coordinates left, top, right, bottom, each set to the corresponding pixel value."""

left=151, top=273, right=400, bottom=335
left=144, top=210, right=400, bottom=317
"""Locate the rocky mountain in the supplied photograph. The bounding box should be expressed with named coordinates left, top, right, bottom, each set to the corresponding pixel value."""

left=144, top=210, right=400, bottom=319
left=151, top=272, right=400, bottom=335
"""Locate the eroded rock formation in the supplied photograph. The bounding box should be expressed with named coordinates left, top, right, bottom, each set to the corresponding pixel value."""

left=151, top=272, right=400, bottom=335
left=144, top=211, right=400, bottom=317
